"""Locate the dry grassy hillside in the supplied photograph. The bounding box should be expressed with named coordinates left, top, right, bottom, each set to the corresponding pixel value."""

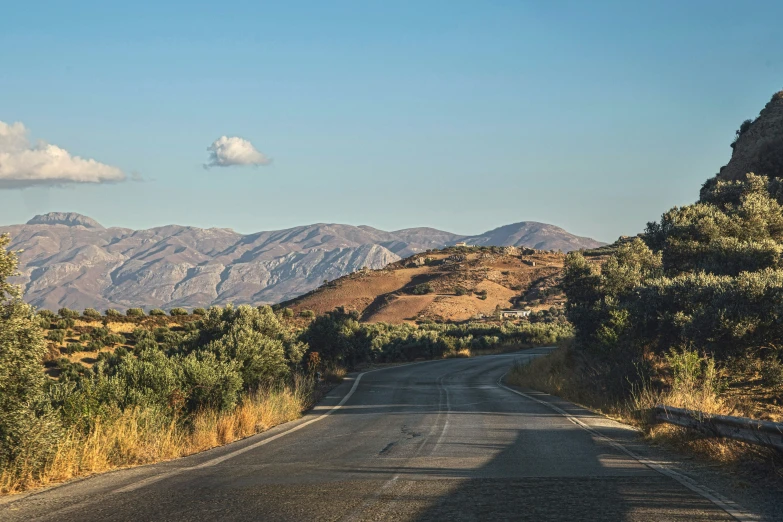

left=283, top=246, right=567, bottom=323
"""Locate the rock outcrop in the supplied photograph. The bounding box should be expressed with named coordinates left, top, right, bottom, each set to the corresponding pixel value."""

left=718, top=91, right=783, bottom=182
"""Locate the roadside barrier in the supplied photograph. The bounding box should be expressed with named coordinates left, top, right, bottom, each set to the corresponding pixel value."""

left=653, top=405, right=783, bottom=451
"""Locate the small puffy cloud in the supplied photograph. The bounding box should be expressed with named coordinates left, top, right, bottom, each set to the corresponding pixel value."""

left=0, top=121, right=125, bottom=189
left=205, top=136, right=270, bottom=168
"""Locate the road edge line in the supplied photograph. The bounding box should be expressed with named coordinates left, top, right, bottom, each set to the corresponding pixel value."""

left=496, top=374, right=758, bottom=522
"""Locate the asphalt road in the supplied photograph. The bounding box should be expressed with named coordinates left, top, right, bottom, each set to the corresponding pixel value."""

left=1, top=349, right=749, bottom=521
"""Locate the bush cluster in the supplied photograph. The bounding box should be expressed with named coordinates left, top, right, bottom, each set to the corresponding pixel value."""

left=302, top=307, right=572, bottom=367
left=563, top=174, right=783, bottom=395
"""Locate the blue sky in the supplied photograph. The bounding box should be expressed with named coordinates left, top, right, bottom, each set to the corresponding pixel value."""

left=1, top=1, right=781, bottom=242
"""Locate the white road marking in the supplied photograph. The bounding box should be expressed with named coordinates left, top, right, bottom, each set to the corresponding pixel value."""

left=497, top=374, right=758, bottom=522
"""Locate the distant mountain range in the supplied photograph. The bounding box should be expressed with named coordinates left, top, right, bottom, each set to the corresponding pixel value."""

left=0, top=213, right=604, bottom=311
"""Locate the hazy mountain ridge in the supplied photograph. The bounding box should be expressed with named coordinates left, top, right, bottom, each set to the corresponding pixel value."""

left=0, top=213, right=604, bottom=310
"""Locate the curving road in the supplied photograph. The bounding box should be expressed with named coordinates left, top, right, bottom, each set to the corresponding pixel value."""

left=2, top=349, right=748, bottom=521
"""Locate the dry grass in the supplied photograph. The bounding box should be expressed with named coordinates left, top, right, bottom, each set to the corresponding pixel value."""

left=506, top=345, right=783, bottom=471
left=0, top=382, right=311, bottom=495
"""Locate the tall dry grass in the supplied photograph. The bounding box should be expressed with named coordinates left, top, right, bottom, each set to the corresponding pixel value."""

left=0, top=381, right=311, bottom=494
left=506, top=345, right=780, bottom=467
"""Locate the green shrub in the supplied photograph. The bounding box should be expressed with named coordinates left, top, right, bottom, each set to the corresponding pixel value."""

left=454, top=286, right=469, bottom=296
left=126, top=308, right=145, bottom=318
left=82, top=308, right=102, bottom=319
left=0, top=236, right=61, bottom=476
left=299, top=309, right=315, bottom=318
left=411, top=283, right=433, bottom=295
left=86, top=340, right=105, bottom=352
left=54, top=318, right=75, bottom=330
left=91, top=326, right=110, bottom=341
left=132, top=328, right=155, bottom=343
left=46, top=330, right=66, bottom=343
left=760, top=357, right=783, bottom=388
left=170, top=308, right=188, bottom=316
left=192, top=308, right=207, bottom=316
left=37, top=309, right=56, bottom=319
left=62, top=342, right=83, bottom=355
left=104, top=333, right=126, bottom=346
left=105, top=309, right=121, bottom=318
left=281, top=307, right=294, bottom=318
left=79, top=332, right=92, bottom=342
left=149, top=308, right=166, bottom=316
left=57, top=307, right=80, bottom=319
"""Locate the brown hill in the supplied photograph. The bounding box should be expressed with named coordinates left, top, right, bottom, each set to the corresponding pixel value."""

left=283, top=246, right=566, bottom=323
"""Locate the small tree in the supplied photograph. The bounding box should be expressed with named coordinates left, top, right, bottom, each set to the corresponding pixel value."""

left=192, top=307, right=207, bottom=316
left=46, top=329, right=66, bottom=343
left=105, top=308, right=121, bottom=318
left=126, top=308, right=145, bottom=318
left=0, top=234, right=59, bottom=477
left=57, top=307, right=80, bottom=319
left=149, top=308, right=166, bottom=316
left=83, top=308, right=102, bottom=320
left=411, top=283, right=433, bottom=295
left=170, top=308, right=188, bottom=316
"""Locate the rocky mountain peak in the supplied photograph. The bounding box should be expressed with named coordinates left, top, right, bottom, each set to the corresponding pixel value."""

left=27, top=212, right=105, bottom=229
left=718, top=90, right=783, bottom=182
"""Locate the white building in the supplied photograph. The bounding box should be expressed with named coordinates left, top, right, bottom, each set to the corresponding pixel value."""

left=500, top=309, right=531, bottom=318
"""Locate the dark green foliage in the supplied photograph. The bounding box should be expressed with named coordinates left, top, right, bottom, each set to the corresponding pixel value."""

left=105, top=309, right=121, bottom=318
left=104, top=333, right=126, bottom=346
left=0, top=235, right=61, bottom=476
left=126, top=308, right=145, bottom=318
left=454, top=286, right=469, bottom=296
left=170, top=308, right=188, bottom=316
left=281, top=307, right=294, bottom=318
left=411, top=283, right=433, bottom=295
left=37, top=309, right=56, bottom=319
left=91, top=326, right=110, bottom=341
left=46, top=330, right=66, bottom=343
left=185, top=305, right=304, bottom=387
left=54, top=318, right=75, bottom=330
left=192, top=308, right=207, bottom=316
left=132, top=328, right=155, bottom=343
left=82, top=308, right=102, bottom=319
left=62, top=342, right=83, bottom=355
left=57, top=307, right=80, bottom=319
left=149, top=308, right=166, bottom=316
left=86, top=340, right=105, bottom=352
left=302, top=307, right=573, bottom=367
left=565, top=174, right=783, bottom=377
left=299, top=309, right=315, bottom=318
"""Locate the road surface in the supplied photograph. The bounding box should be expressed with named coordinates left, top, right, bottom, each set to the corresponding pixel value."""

left=1, top=349, right=749, bottom=521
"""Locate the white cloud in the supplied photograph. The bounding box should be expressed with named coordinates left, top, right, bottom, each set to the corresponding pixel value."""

left=0, top=121, right=126, bottom=189
left=205, top=136, right=270, bottom=168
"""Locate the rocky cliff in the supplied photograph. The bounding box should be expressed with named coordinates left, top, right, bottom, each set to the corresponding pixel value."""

left=718, top=90, right=783, bottom=182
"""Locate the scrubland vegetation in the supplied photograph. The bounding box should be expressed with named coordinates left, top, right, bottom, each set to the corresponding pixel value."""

left=510, top=172, right=783, bottom=466
left=0, top=234, right=568, bottom=494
